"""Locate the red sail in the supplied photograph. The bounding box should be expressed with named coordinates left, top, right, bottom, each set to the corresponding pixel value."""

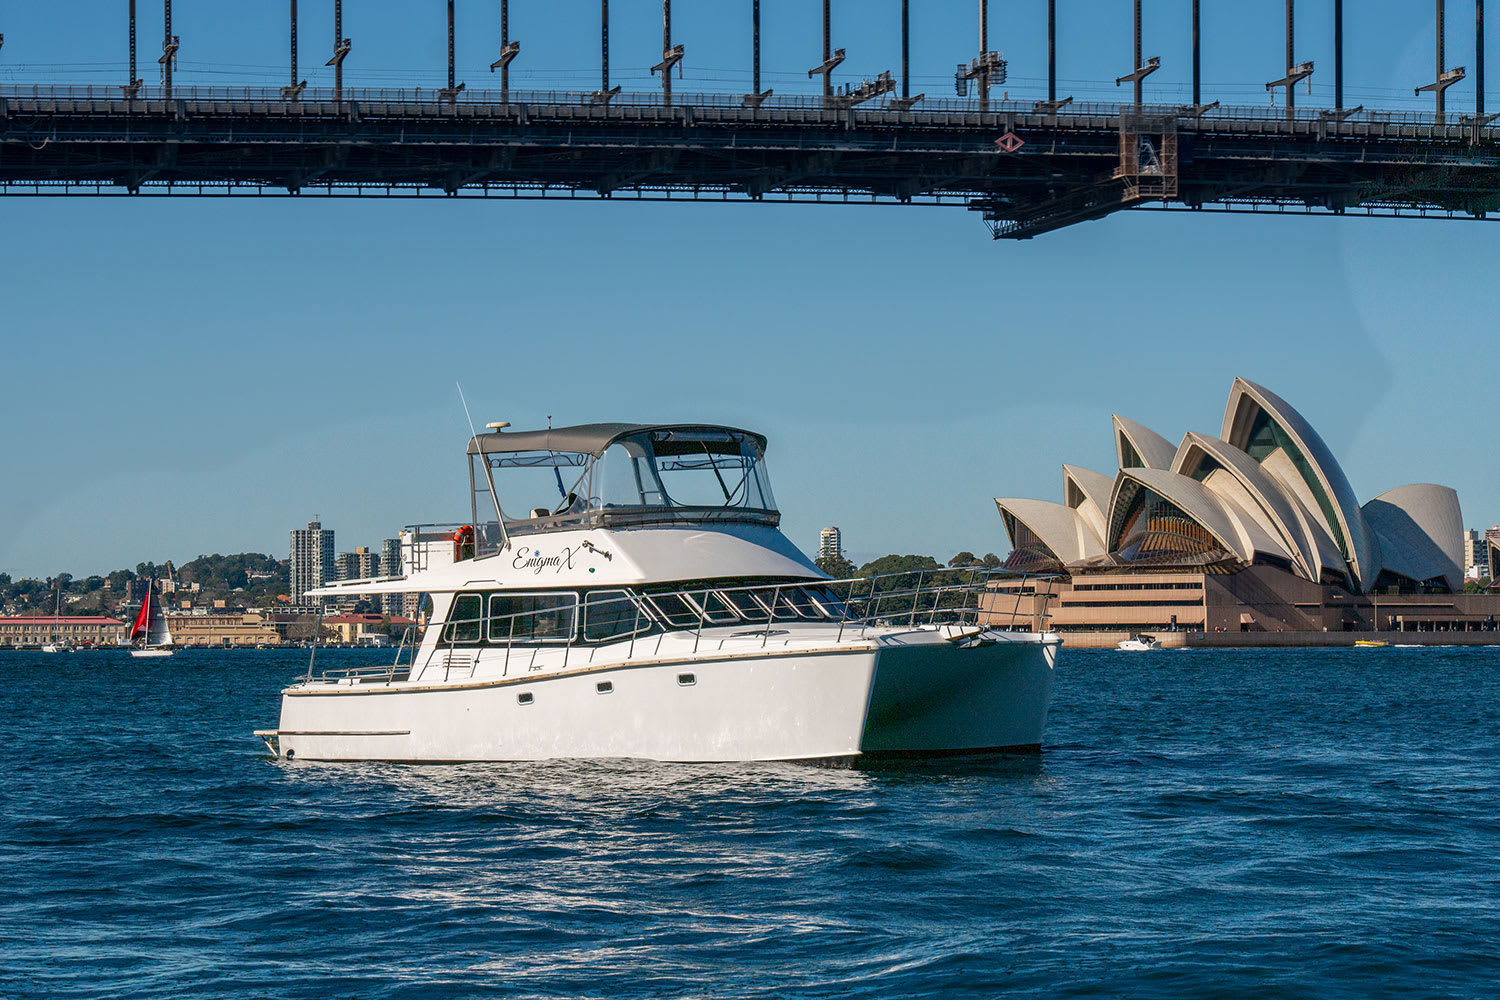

left=130, top=586, right=152, bottom=641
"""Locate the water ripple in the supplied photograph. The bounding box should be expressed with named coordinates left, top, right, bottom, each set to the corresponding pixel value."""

left=2, top=647, right=1499, bottom=998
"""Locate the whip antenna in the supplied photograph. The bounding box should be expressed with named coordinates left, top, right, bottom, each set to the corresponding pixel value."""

left=457, top=382, right=508, bottom=551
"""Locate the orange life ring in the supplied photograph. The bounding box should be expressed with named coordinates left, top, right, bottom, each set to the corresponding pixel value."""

left=453, top=525, right=476, bottom=561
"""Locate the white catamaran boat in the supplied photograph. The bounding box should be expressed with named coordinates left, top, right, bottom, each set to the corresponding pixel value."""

left=128, top=579, right=175, bottom=658
left=256, top=423, right=1060, bottom=763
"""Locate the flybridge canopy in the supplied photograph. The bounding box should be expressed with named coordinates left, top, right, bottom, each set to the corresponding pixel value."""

left=468, top=423, right=768, bottom=459
left=468, top=423, right=780, bottom=537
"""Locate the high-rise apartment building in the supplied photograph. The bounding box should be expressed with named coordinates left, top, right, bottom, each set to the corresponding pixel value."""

left=289, top=520, right=335, bottom=606
left=818, top=526, right=843, bottom=562
left=355, top=547, right=380, bottom=580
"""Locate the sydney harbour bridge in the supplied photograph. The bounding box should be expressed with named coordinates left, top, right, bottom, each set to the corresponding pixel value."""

left=2, top=0, right=1499, bottom=239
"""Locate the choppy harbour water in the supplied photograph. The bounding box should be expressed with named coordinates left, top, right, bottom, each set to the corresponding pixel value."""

left=3, top=646, right=1500, bottom=999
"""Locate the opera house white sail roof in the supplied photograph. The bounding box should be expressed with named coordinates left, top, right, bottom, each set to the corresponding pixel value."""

left=997, top=378, right=1466, bottom=595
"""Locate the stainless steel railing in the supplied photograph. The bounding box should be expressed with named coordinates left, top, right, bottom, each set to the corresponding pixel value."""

left=300, top=568, right=1057, bottom=685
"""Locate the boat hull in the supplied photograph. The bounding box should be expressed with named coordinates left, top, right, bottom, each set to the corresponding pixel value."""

left=267, top=630, right=1059, bottom=764
left=860, top=633, right=1058, bottom=755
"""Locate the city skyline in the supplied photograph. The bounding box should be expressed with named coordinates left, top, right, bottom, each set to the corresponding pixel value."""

left=2, top=2, right=1498, bottom=578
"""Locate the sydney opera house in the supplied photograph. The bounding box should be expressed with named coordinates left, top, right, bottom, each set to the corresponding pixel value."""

left=992, top=378, right=1500, bottom=643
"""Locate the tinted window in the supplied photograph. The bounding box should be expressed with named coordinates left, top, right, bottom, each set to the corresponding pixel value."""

left=584, top=590, right=650, bottom=641
left=647, top=592, right=700, bottom=628
left=684, top=590, right=739, bottom=624
left=719, top=589, right=770, bottom=621
left=445, top=594, right=485, bottom=644
left=487, top=593, right=578, bottom=642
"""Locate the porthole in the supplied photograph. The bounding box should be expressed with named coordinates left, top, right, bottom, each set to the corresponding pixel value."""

left=517, top=692, right=534, bottom=705
left=677, top=673, right=696, bottom=686
left=596, top=681, right=614, bottom=694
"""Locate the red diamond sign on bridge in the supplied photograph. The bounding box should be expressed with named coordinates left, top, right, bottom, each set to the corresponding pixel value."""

left=994, top=132, right=1026, bottom=153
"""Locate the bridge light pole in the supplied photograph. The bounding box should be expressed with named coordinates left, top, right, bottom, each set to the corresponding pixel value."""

left=1417, top=0, right=1465, bottom=118
left=956, top=0, right=1004, bottom=113
left=889, top=0, right=923, bottom=111
left=1479, top=0, right=1487, bottom=117
left=1266, top=1, right=1312, bottom=124
left=284, top=0, right=306, bottom=101
left=124, top=0, right=144, bottom=100
left=1191, top=0, right=1200, bottom=107
left=651, top=0, right=684, bottom=108
left=1115, top=0, right=1159, bottom=107
left=326, top=0, right=351, bottom=106
left=808, top=0, right=844, bottom=107
left=744, top=0, right=772, bottom=107
left=441, top=0, right=465, bottom=103
left=159, top=0, right=180, bottom=100
left=1334, top=0, right=1343, bottom=110
left=593, top=0, right=619, bottom=103
left=490, top=0, right=520, bottom=103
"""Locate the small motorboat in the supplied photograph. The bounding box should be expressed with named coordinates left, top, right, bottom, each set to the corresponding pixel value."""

left=1117, top=633, right=1161, bottom=651
left=1354, top=640, right=1389, bottom=648
left=257, top=421, right=1062, bottom=764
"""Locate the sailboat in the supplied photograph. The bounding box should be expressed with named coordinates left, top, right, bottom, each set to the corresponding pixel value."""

left=41, top=584, right=67, bottom=653
left=129, top=578, right=175, bottom=659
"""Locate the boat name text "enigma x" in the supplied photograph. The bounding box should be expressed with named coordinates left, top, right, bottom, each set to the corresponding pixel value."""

left=512, top=545, right=584, bottom=575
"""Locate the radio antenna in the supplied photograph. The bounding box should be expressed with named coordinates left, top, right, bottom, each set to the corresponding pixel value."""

left=457, top=382, right=508, bottom=551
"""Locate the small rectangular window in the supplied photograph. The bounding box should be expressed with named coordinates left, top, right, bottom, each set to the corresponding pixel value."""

left=719, top=589, right=770, bottom=621
left=444, top=594, right=485, bottom=644
left=647, top=592, right=700, bottom=628
left=596, top=680, right=613, bottom=694
left=677, top=673, right=696, bottom=686
left=517, top=691, right=534, bottom=705
left=583, top=590, right=653, bottom=642
left=683, top=589, right=739, bottom=624
left=488, top=593, right=578, bottom=643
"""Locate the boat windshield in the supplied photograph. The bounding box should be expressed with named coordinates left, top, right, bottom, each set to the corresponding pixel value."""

left=470, top=426, right=778, bottom=532
left=592, top=429, right=776, bottom=516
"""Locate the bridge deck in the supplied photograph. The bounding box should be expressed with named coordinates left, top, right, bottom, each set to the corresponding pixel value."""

left=4, top=85, right=1500, bottom=239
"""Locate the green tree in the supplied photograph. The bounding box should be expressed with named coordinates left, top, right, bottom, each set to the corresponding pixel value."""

left=815, top=553, right=857, bottom=579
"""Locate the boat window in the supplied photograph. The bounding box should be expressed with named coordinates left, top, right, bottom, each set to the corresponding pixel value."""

left=806, top=586, right=850, bottom=620
left=682, top=590, right=739, bottom=624
left=590, top=430, right=777, bottom=514
left=487, top=593, right=578, bottom=643
left=761, top=587, right=823, bottom=621
left=444, top=594, right=485, bottom=644
left=718, top=589, right=770, bottom=622
left=646, top=592, right=702, bottom=629
left=583, top=590, right=653, bottom=642
left=473, top=449, right=591, bottom=524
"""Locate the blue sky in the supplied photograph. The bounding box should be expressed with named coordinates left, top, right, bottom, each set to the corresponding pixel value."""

left=1, top=1, right=1496, bottom=577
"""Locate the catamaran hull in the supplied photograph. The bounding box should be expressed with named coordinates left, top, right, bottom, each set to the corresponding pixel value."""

left=860, top=635, right=1058, bottom=755
left=267, top=632, right=1059, bottom=764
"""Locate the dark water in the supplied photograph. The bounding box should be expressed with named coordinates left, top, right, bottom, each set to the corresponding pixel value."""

left=3, top=646, right=1499, bottom=999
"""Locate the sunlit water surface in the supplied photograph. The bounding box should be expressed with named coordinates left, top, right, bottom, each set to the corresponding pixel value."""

left=3, top=646, right=1499, bottom=999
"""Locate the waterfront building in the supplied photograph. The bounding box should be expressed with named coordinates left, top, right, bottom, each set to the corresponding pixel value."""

left=992, top=378, right=1500, bottom=642
left=289, top=520, right=335, bottom=606
left=819, top=526, right=843, bottom=561
left=166, top=611, right=281, bottom=647
left=0, top=616, right=126, bottom=648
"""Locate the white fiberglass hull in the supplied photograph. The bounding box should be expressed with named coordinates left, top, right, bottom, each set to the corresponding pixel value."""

left=130, top=648, right=175, bottom=659
left=264, top=628, right=1059, bottom=764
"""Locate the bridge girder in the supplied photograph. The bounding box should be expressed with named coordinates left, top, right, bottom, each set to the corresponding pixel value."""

left=4, top=88, right=1500, bottom=239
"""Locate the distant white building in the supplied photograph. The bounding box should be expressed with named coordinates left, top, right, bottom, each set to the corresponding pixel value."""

left=819, top=526, right=843, bottom=562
